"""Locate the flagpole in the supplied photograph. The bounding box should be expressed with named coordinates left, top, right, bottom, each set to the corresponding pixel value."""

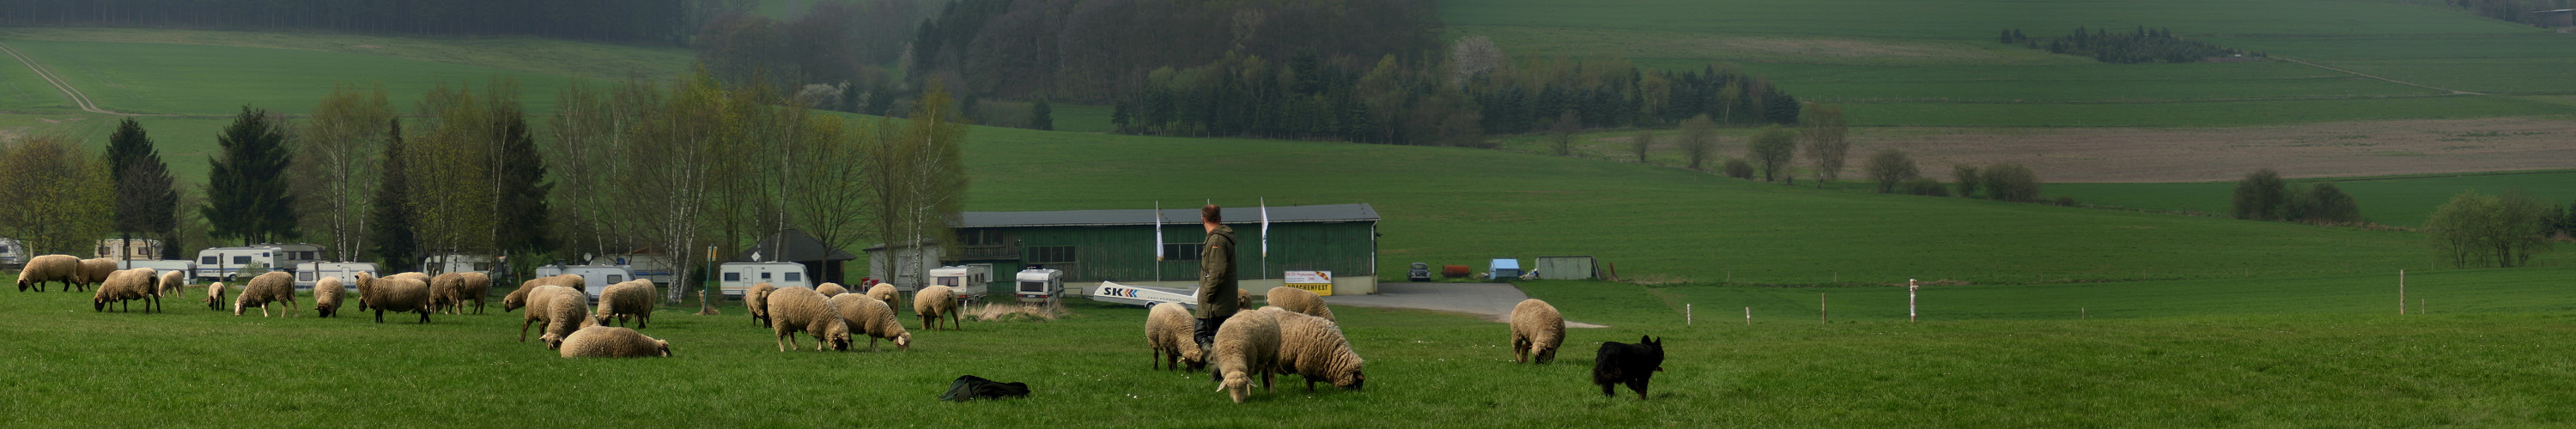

left=1261, top=197, right=1270, bottom=280
left=1154, top=202, right=1164, bottom=283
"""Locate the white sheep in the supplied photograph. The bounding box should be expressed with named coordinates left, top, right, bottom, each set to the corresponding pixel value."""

left=93, top=268, right=159, bottom=312
left=1215, top=308, right=1283, bottom=403
left=202, top=281, right=228, bottom=311
left=517, top=285, right=577, bottom=341
left=557, top=326, right=671, bottom=358
left=364, top=275, right=432, bottom=323
left=815, top=282, right=848, bottom=297
left=744, top=282, right=779, bottom=328
left=453, top=271, right=492, bottom=314
left=829, top=293, right=911, bottom=352
left=528, top=274, right=585, bottom=293
left=1145, top=302, right=1206, bottom=371
left=914, top=285, right=960, bottom=331
left=313, top=276, right=347, bottom=317
left=76, top=257, right=116, bottom=292
left=594, top=280, right=657, bottom=329
left=535, top=287, right=597, bottom=350
left=866, top=283, right=901, bottom=317
left=1263, top=287, right=1335, bottom=321
left=428, top=272, right=490, bottom=315
left=1272, top=309, right=1366, bottom=391
left=16, top=254, right=83, bottom=292
left=233, top=271, right=298, bottom=317
left=1509, top=299, right=1565, bottom=364
left=765, top=287, right=852, bottom=352
left=154, top=269, right=186, bottom=298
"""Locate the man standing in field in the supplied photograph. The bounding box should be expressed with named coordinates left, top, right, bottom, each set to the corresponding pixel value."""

left=1194, top=204, right=1240, bottom=347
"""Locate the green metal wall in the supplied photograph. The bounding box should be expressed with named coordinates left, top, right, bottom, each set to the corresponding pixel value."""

left=955, top=221, right=1375, bottom=283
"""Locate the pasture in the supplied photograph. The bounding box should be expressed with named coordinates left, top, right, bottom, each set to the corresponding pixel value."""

left=2048, top=171, right=2576, bottom=227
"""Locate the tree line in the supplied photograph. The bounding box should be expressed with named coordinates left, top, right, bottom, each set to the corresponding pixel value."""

left=2446, top=0, right=2568, bottom=27
left=2002, top=27, right=2253, bottom=64
left=0, top=0, right=714, bottom=45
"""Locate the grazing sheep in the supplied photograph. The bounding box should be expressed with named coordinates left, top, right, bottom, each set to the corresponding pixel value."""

left=765, top=287, right=852, bottom=352
left=363, top=272, right=429, bottom=311
left=557, top=326, right=671, bottom=358
left=453, top=272, right=493, bottom=314
left=815, top=282, right=848, bottom=297
left=363, top=276, right=432, bottom=324
left=1145, top=303, right=1206, bottom=371
left=430, top=273, right=466, bottom=314
left=1263, top=287, right=1335, bottom=322
left=516, top=285, right=578, bottom=341
left=17, top=254, right=83, bottom=292
left=1214, top=308, right=1283, bottom=403
left=866, top=283, right=900, bottom=317
left=232, top=271, right=298, bottom=317
left=594, top=280, right=657, bottom=329
left=1271, top=309, right=1366, bottom=391
left=1509, top=299, right=1566, bottom=364
left=914, top=285, right=960, bottom=331
left=534, top=287, right=596, bottom=350
left=76, top=258, right=117, bottom=292
left=313, top=276, right=348, bottom=317
left=354, top=272, right=377, bottom=311
left=530, top=274, right=585, bottom=293
left=202, top=281, right=228, bottom=311
left=93, top=269, right=159, bottom=312
left=829, top=293, right=912, bottom=352
left=744, top=282, right=779, bottom=328
left=155, top=269, right=186, bottom=298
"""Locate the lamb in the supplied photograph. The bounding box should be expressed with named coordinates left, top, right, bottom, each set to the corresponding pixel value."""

left=428, top=272, right=492, bottom=315
left=556, top=326, right=671, bottom=358
left=829, top=293, right=912, bottom=352
left=363, top=275, right=433, bottom=323
left=1262, top=287, right=1335, bottom=321
left=76, top=257, right=117, bottom=292
left=1145, top=302, right=1206, bottom=371
left=232, top=271, right=299, bottom=317
left=815, top=282, right=848, bottom=297
left=913, top=285, right=960, bottom=331
left=1213, top=308, right=1283, bottom=403
left=744, top=282, right=781, bottom=328
left=1509, top=299, right=1566, bottom=364
left=313, top=276, right=348, bottom=317
left=202, top=281, right=227, bottom=311
left=516, top=285, right=577, bottom=341
left=865, top=283, right=900, bottom=317
left=594, top=280, right=657, bottom=329
left=1270, top=309, right=1365, bottom=391
left=93, top=268, right=159, bottom=312
left=764, top=287, right=852, bottom=352
left=155, top=269, right=186, bottom=298
left=534, top=287, right=597, bottom=349
left=16, top=254, right=83, bottom=292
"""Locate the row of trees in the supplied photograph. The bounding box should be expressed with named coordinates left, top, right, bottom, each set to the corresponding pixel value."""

left=2425, top=190, right=2557, bottom=269
left=903, top=0, right=1443, bottom=104
left=2004, top=27, right=2250, bottom=64
left=695, top=0, right=932, bottom=106
left=1864, top=152, right=2044, bottom=202
left=2229, top=169, right=2362, bottom=225
left=0, top=0, right=713, bottom=45
left=2446, top=0, right=2568, bottom=27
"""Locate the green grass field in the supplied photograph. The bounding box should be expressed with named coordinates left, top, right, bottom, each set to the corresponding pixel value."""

left=2049, top=171, right=2576, bottom=227
left=8, top=39, right=586, bottom=116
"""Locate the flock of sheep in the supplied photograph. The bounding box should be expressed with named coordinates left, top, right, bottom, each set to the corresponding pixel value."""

left=1146, top=287, right=1373, bottom=403
left=739, top=281, right=947, bottom=353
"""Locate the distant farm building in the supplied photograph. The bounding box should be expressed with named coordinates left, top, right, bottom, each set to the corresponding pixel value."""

left=866, top=203, right=1382, bottom=294
left=2537, top=9, right=2575, bottom=27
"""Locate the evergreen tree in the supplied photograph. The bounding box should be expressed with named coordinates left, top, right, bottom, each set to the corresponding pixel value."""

left=1030, top=100, right=1054, bottom=131
left=203, top=107, right=299, bottom=245
left=106, top=118, right=179, bottom=258
left=491, top=111, right=552, bottom=258
left=368, top=118, right=419, bottom=272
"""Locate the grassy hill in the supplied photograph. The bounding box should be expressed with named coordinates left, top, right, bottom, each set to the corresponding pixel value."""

left=2049, top=171, right=2576, bottom=227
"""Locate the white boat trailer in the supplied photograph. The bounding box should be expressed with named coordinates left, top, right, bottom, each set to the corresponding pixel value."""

left=1088, top=281, right=1199, bottom=311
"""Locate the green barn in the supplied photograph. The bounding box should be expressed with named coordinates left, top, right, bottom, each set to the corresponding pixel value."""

left=868, top=203, right=1382, bottom=295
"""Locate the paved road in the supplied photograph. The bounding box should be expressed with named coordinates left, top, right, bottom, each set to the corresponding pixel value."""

left=1324, top=282, right=1605, bottom=327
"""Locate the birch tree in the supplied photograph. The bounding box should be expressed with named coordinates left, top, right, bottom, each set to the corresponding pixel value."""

left=298, top=83, right=392, bottom=261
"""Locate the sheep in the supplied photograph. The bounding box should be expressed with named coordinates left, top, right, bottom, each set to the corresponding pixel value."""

left=155, top=269, right=186, bottom=298
left=1509, top=299, right=1566, bottom=364
left=1263, top=287, right=1335, bottom=322
left=354, top=271, right=377, bottom=311
left=914, top=285, right=960, bottom=331
left=76, top=257, right=117, bottom=292
left=1145, top=302, right=1206, bottom=372
left=594, top=280, right=657, bottom=329
left=815, top=282, right=848, bottom=297
left=232, top=271, right=298, bottom=317
left=829, top=293, right=912, bottom=352
left=313, top=276, right=348, bottom=317
left=93, top=268, right=159, bottom=312
left=534, top=287, right=596, bottom=350
left=744, top=282, right=779, bottom=328
left=516, top=285, right=577, bottom=341
left=530, top=274, right=585, bottom=293
left=429, top=272, right=491, bottom=315
left=557, top=326, right=671, bottom=358
left=765, top=287, right=852, bottom=352
left=453, top=272, right=493, bottom=314
left=866, top=283, right=900, bottom=317
left=16, top=254, right=83, bottom=292
left=202, top=281, right=228, bottom=311
left=363, top=275, right=432, bottom=324
left=1214, top=308, right=1283, bottom=403
left=1271, top=309, right=1366, bottom=391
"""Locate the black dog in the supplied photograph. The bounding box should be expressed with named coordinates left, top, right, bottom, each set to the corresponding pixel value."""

left=1591, top=335, right=1665, bottom=400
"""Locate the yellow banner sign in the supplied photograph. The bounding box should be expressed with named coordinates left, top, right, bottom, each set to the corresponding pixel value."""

left=1285, top=270, right=1332, bottom=296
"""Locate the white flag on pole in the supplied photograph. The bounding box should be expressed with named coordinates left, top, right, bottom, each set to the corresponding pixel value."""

left=1154, top=202, right=1165, bottom=261
left=1261, top=198, right=1271, bottom=257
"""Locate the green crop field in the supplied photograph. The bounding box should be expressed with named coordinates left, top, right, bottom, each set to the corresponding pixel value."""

left=2049, top=171, right=2576, bottom=227
left=6, top=39, right=586, bottom=116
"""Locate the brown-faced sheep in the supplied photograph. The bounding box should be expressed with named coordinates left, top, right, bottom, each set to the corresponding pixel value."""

left=765, top=287, right=852, bottom=352
left=594, top=280, right=657, bottom=329
left=155, top=269, right=186, bottom=298
left=313, top=276, right=347, bottom=317
left=1509, top=299, right=1565, bottom=364
left=1272, top=309, right=1365, bottom=391
left=517, top=285, right=577, bottom=341
left=428, top=272, right=495, bottom=315
left=1263, top=287, right=1335, bottom=322
left=865, top=283, right=900, bottom=317
left=744, top=282, right=779, bottom=328
left=815, top=282, right=848, bottom=297
left=76, top=257, right=117, bottom=292
left=453, top=271, right=492, bottom=314
left=557, top=326, right=671, bottom=358
left=1145, top=302, right=1206, bottom=371
left=914, top=285, right=960, bottom=331
left=829, top=293, right=912, bottom=352
left=1214, top=308, right=1283, bottom=403
left=363, top=275, right=432, bottom=323
left=93, top=269, right=159, bottom=312
left=534, top=287, right=596, bottom=350
left=202, top=281, right=228, bottom=311
left=16, top=254, right=83, bottom=292
left=232, top=271, right=298, bottom=317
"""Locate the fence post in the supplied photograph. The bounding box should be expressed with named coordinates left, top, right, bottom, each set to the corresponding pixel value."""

left=1908, top=279, right=1918, bottom=323
left=1821, top=293, right=1828, bottom=324
left=1686, top=304, right=1692, bottom=325
left=2398, top=269, right=2406, bottom=316
left=1745, top=306, right=1751, bottom=325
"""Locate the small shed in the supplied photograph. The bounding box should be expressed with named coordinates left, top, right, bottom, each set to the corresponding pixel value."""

left=1488, top=258, right=1521, bottom=280
left=737, top=228, right=858, bottom=285
left=1533, top=256, right=1598, bottom=280
left=2537, top=9, right=2575, bottom=27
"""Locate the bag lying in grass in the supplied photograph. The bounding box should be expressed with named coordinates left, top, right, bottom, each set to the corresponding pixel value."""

left=940, top=375, right=1030, bottom=402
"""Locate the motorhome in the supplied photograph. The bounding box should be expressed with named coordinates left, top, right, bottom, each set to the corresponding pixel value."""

left=422, top=254, right=496, bottom=275
left=718, top=262, right=811, bottom=296
left=0, top=237, right=24, bottom=267
left=927, top=264, right=991, bottom=298
left=257, top=243, right=328, bottom=269
left=534, top=264, right=635, bottom=299
left=1014, top=268, right=1064, bottom=304
left=294, top=262, right=380, bottom=290
left=196, top=246, right=284, bottom=281
left=94, top=239, right=164, bottom=261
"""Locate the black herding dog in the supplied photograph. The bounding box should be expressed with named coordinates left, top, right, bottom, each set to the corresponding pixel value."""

left=1591, top=335, right=1665, bottom=400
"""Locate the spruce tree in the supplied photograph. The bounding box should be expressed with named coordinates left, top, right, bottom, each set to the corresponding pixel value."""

left=368, top=118, right=419, bottom=272
left=1030, top=100, right=1054, bottom=131
left=491, top=112, right=552, bottom=258
left=203, top=107, right=298, bottom=245
left=106, top=118, right=178, bottom=258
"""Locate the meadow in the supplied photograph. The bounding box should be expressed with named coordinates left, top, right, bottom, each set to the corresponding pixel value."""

left=2048, top=171, right=2576, bottom=227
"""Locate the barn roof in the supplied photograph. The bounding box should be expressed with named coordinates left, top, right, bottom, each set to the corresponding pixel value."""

left=958, top=203, right=1379, bottom=228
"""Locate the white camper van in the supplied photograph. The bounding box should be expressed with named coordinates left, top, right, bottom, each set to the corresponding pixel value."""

left=0, top=237, right=26, bottom=267
left=94, top=239, right=164, bottom=261
left=928, top=264, right=991, bottom=297
left=1014, top=268, right=1064, bottom=304
left=258, top=243, right=327, bottom=269
left=718, top=262, right=811, bottom=296
left=534, top=264, right=635, bottom=299
left=295, top=262, right=380, bottom=290
left=422, top=254, right=496, bottom=275
left=197, top=246, right=284, bottom=281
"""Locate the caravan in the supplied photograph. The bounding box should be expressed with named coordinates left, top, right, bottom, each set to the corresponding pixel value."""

left=94, top=239, right=164, bottom=261
left=535, top=264, right=635, bottom=299
left=718, top=262, right=811, bottom=296
left=1013, top=268, right=1064, bottom=304
left=0, top=237, right=24, bottom=267
left=422, top=254, right=496, bottom=275
left=196, top=246, right=284, bottom=281
left=258, top=243, right=327, bottom=269
left=295, top=262, right=380, bottom=290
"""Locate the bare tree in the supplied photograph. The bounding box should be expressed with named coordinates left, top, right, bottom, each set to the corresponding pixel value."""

left=1630, top=130, right=1655, bottom=164
left=870, top=80, right=970, bottom=288
left=623, top=71, right=734, bottom=302
left=1548, top=110, right=1580, bottom=156
left=298, top=83, right=392, bottom=261
left=1801, top=104, right=1850, bottom=186
left=1866, top=148, right=1918, bottom=193
left=787, top=111, right=873, bottom=272
left=410, top=83, right=499, bottom=270
left=1678, top=114, right=1716, bottom=171
left=1749, top=126, right=1796, bottom=182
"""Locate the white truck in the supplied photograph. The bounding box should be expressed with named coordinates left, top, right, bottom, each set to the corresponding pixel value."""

left=294, top=262, right=381, bottom=290
left=196, top=246, right=284, bottom=281
left=717, top=261, right=811, bottom=296
left=535, top=264, right=635, bottom=299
